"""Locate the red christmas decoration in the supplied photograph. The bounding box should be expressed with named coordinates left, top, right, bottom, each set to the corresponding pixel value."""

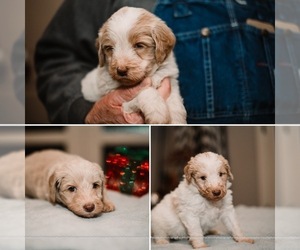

left=105, top=148, right=149, bottom=196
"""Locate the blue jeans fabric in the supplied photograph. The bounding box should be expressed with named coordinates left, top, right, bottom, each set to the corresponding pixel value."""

left=154, top=0, right=275, bottom=124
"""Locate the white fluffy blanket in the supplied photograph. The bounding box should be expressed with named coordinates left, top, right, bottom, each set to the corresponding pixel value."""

left=2, top=194, right=300, bottom=250
left=0, top=198, right=25, bottom=250
left=152, top=205, right=275, bottom=250
left=26, top=191, right=149, bottom=250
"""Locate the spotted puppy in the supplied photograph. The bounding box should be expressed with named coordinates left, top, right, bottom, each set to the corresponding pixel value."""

left=151, top=152, right=254, bottom=248
left=25, top=150, right=115, bottom=218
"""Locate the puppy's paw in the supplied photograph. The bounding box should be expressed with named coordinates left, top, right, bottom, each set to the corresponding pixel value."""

left=123, top=101, right=136, bottom=114
left=102, top=201, right=115, bottom=212
left=191, top=240, right=208, bottom=249
left=123, top=111, right=144, bottom=124
left=145, top=111, right=171, bottom=124
left=234, top=236, right=254, bottom=244
left=151, top=75, right=163, bottom=89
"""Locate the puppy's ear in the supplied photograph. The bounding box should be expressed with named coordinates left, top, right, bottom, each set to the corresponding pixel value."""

left=93, top=163, right=115, bottom=212
left=99, top=167, right=106, bottom=197
left=184, top=157, right=194, bottom=184
left=152, top=21, right=176, bottom=64
left=93, top=163, right=106, bottom=196
left=48, top=172, right=62, bottom=204
left=96, top=31, right=106, bottom=67
left=220, top=156, right=234, bottom=181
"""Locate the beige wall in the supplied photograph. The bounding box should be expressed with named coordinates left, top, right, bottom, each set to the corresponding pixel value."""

left=227, top=127, right=275, bottom=206
left=25, top=0, right=63, bottom=123
left=227, top=127, right=259, bottom=206
left=276, top=127, right=300, bottom=207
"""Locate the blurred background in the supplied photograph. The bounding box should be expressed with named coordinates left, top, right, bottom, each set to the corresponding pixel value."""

left=26, top=0, right=63, bottom=123
left=276, top=126, right=300, bottom=206
left=0, top=126, right=25, bottom=250
left=0, top=127, right=24, bottom=156
left=25, top=126, right=148, bottom=164
left=0, top=0, right=25, bottom=123
left=151, top=126, right=275, bottom=207
left=276, top=126, right=300, bottom=249
left=276, top=0, right=300, bottom=123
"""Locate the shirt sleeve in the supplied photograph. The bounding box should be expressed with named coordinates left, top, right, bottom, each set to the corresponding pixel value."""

left=35, top=0, right=113, bottom=123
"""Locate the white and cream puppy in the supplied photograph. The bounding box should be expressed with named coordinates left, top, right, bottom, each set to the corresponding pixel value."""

left=81, top=6, right=187, bottom=124
left=25, top=150, right=115, bottom=218
left=151, top=152, right=254, bottom=248
left=0, top=150, right=25, bottom=199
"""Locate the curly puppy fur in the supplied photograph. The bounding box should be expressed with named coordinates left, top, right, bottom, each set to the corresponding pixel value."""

left=151, top=152, right=254, bottom=248
left=25, top=150, right=115, bottom=218
left=81, top=7, right=186, bottom=124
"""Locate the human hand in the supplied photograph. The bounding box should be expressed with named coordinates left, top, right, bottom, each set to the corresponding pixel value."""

left=85, top=78, right=150, bottom=124
left=157, top=77, right=171, bottom=101
left=85, top=77, right=171, bottom=124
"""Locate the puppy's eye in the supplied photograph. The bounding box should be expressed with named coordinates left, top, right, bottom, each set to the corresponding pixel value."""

left=219, top=172, right=226, bottom=177
left=104, top=45, right=113, bottom=52
left=134, top=43, right=146, bottom=49
left=93, top=183, right=100, bottom=189
left=200, top=176, right=206, bottom=181
left=68, top=186, right=77, bottom=192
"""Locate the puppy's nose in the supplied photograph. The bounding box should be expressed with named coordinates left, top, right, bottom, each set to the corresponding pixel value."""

left=83, top=203, right=95, bottom=213
left=212, top=190, right=221, bottom=197
left=117, top=67, right=128, bottom=76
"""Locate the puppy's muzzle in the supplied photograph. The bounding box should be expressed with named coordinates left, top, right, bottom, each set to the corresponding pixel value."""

left=199, top=187, right=226, bottom=201
left=212, top=189, right=221, bottom=197
left=207, top=188, right=226, bottom=201
left=83, top=203, right=95, bottom=213
left=117, top=66, right=128, bottom=77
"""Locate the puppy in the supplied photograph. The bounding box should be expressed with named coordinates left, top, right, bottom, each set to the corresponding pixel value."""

left=0, top=150, right=25, bottom=199
left=151, top=152, right=254, bottom=248
left=81, top=7, right=187, bottom=124
left=25, top=150, right=115, bottom=218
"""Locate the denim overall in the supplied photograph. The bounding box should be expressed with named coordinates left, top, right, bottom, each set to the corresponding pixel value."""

left=154, top=0, right=275, bottom=124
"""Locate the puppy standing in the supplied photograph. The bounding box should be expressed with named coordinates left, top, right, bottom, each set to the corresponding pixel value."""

left=151, top=152, right=254, bottom=248
left=81, top=7, right=187, bottom=124
left=25, top=150, right=115, bottom=218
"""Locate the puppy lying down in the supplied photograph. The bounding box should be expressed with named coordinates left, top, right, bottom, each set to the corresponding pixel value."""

left=25, top=150, right=115, bottom=218
left=0, top=150, right=25, bottom=199
left=152, top=152, right=254, bottom=248
left=81, top=7, right=187, bottom=124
